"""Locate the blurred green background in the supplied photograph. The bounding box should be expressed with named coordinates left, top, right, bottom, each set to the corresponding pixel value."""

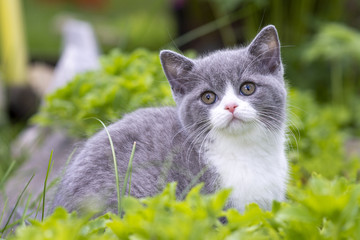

left=2, top=0, right=360, bottom=103
left=23, top=0, right=176, bottom=61
left=1, top=0, right=360, bottom=183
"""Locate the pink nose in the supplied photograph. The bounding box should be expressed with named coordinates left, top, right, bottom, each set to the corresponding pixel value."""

left=225, top=103, right=238, bottom=113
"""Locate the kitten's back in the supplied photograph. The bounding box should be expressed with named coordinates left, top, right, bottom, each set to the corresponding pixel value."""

left=53, top=107, right=192, bottom=213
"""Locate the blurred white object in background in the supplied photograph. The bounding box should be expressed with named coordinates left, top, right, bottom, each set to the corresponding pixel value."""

left=48, top=18, right=100, bottom=92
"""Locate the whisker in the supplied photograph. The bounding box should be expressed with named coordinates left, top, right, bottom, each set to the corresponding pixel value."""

left=184, top=123, right=212, bottom=165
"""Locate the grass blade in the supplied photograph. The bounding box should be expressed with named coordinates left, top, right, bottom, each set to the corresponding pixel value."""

left=46, top=147, right=77, bottom=216
left=179, top=166, right=208, bottom=200
left=91, top=118, right=121, bottom=216
left=0, top=210, right=34, bottom=234
left=120, top=141, right=136, bottom=213
left=128, top=142, right=136, bottom=195
left=21, top=194, right=32, bottom=226
left=0, top=161, right=15, bottom=190
left=0, top=173, right=34, bottom=234
left=0, top=198, right=8, bottom=228
left=34, top=194, right=42, bottom=220
left=168, top=7, right=255, bottom=48
left=90, top=118, right=136, bottom=216
left=60, top=147, right=77, bottom=178
left=41, top=150, right=54, bottom=221
left=128, top=161, right=133, bottom=195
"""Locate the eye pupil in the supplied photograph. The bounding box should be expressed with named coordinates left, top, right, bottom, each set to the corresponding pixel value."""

left=201, top=91, right=217, bottom=104
left=240, top=82, right=256, bottom=96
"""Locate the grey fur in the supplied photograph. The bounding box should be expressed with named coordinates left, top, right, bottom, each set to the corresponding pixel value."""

left=52, top=25, right=287, bottom=214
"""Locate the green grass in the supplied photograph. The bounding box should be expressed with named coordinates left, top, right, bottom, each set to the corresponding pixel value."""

left=120, top=141, right=136, bottom=214
left=41, top=150, right=53, bottom=221
left=93, top=118, right=137, bottom=216
left=5, top=175, right=360, bottom=239
left=0, top=124, right=25, bottom=181
left=0, top=174, right=34, bottom=237
left=0, top=162, right=15, bottom=193
left=0, top=118, right=138, bottom=238
left=94, top=118, right=137, bottom=216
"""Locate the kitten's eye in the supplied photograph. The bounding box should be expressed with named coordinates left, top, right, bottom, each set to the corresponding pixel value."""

left=201, top=91, right=217, bottom=104
left=240, top=82, right=256, bottom=96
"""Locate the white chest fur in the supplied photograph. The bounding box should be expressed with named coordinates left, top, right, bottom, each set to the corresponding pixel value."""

left=205, top=130, right=288, bottom=212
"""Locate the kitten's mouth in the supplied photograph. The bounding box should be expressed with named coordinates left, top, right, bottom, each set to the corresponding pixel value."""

left=227, top=115, right=245, bottom=127
left=211, top=111, right=256, bottom=133
left=225, top=114, right=255, bottom=131
left=231, top=113, right=248, bottom=122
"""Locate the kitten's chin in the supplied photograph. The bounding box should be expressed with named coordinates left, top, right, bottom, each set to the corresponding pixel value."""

left=218, top=118, right=256, bottom=136
left=210, top=110, right=258, bottom=135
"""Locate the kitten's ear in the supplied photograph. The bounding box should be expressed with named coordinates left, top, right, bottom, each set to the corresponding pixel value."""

left=248, top=25, right=282, bottom=73
left=160, top=50, right=194, bottom=95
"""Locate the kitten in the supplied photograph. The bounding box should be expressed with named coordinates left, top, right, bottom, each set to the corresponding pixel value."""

left=52, top=25, right=288, bottom=214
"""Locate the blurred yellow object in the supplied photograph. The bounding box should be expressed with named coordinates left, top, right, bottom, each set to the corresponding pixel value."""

left=0, top=0, right=28, bottom=85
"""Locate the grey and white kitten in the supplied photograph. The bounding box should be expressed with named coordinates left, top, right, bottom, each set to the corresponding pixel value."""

left=53, top=25, right=288, bottom=214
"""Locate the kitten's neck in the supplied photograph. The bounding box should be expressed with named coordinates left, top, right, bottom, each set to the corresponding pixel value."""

left=204, top=127, right=288, bottom=212
left=207, top=128, right=285, bottom=161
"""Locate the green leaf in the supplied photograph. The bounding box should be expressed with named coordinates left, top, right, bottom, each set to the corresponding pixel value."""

left=32, top=49, right=174, bottom=138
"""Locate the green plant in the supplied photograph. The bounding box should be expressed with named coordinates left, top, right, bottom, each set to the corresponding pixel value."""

left=94, top=117, right=137, bottom=216
left=0, top=174, right=34, bottom=236
left=7, top=175, right=360, bottom=239
left=7, top=183, right=230, bottom=240
left=225, top=174, right=360, bottom=239
left=303, top=23, right=360, bottom=104
left=0, top=124, right=25, bottom=182
left=33, top=49, right=174, bottom=137
left=287, top=89, right=359, bottom=183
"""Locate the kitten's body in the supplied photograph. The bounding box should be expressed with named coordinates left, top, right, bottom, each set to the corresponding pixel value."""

left=53, top=25, right=288, bottom=213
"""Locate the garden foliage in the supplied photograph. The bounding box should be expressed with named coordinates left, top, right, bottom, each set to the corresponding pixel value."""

left=33, top=49, right=173, bottom=137
left=7, top=176, right=360, bottom=240
left=287, top=90, right=359, bottom=182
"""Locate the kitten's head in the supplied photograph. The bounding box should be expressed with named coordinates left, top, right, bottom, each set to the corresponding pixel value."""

left=160, top=25, right=286, bottom=139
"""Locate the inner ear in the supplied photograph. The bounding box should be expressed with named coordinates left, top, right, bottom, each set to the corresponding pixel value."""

left=248, top=25, right=281, bottom=73
left=160, top=50, right=194, bottom=95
